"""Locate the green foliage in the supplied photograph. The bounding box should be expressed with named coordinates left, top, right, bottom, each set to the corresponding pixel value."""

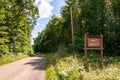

left=45, top=53, right=57, bottom=67
left=46, top=52, right=120, bottom=80
left=0, top=54, right=15, bottom=64
left=33, top=0, right=120, bottom=79
left=67, top=36, right=84, bottom=53
left=15, top=53, right=29, bottom=60
left=56, top=56, right=83, bottom=80
left=74, top=37, right=84, bottom=53
left=34, top=16, right=64, bottom=53
left=67, top=70, right=82, bottom=80
left=46, top=65, right=58, bottom=80
left=34, top=0, right=120, bottom=55
left=45, top=45, right=67, bottom=67
left=46, top=54, right=83, bottom=80
left=0, top=0, right=38, bottom=56
left=0, top=45, right=9, bottom=55
left=0, top=53, right=29, bottom=65
left=81, top=66, right=120, bottom=80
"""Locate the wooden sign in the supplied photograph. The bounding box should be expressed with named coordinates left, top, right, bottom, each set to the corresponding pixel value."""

left=87, top=37, right=101, bottom=47
left=83, top=34, right=104, bottom=67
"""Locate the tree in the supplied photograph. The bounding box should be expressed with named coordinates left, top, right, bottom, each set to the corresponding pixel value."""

left=0, top=0, right=38, bottom=55
left=34, top=0, right=120, bottom=55
left=34, top=16, right=63, bottom=53
left=0, top=0, right=10, bottom=55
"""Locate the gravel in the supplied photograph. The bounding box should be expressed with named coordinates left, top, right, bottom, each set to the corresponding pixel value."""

left=0, top=56, right=46, bottom=80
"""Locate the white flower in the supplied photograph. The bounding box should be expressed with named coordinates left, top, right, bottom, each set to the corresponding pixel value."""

left=60, top=70, right=68, bottom=77
left=79, top=65, right=85, bottom=70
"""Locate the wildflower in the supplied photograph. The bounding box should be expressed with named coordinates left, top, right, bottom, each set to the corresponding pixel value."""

left=79, top=65, right=84, bottom=70
left=60, top=70, right=68, bottom=77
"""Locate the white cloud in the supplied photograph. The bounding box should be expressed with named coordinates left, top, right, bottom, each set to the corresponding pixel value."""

left=34, top=0, right=54, bottom=19
left=31, top=0, right=54, bottom=44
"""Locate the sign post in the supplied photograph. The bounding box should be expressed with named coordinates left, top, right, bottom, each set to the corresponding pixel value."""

left=83, top=34, right=104, bottom=67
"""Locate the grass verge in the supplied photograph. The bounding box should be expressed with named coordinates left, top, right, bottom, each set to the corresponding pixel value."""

left=46, top=52, right=120, bottom=80
left=0, top=53, right=29, bottom=66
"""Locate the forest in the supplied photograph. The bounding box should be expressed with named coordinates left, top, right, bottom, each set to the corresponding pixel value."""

left=0, top=0, right=38, bottom=64
left=34, top=0, right=120, bottom=56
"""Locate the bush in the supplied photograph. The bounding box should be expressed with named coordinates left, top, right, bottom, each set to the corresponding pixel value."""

left=56, top=56, right=84, bottom=80
left=16, top=53, right=29, bottom=60
left=45, top=53, right=57, bottom=67
left=66, top=37, right=84, bottom=53
left=81, top=66, right=120, bottom=80
left=46, top=54, right=85, bottom=80
left=56, top=56, right=83, bottom=79
left=0, top=45, right=9, bottom=56
left=0, top=53, right=29, bottom=65
left=0, top=54, right=15, bottom=65
left=46, top=53, right=120, bottom=80
left=45, top=45, right=67, bottom=67
left=46, top=65, right=58, bottom=80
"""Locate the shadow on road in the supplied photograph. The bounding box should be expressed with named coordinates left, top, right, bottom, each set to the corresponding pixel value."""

left=24, top=56, right=46, bottom=70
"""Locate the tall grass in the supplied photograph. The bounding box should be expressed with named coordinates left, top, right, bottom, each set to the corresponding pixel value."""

left=46, top=51, right=120, bottom=80
left=0, top=53, right=29, bottom=66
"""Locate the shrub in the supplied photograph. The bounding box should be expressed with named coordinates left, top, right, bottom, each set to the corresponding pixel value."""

left=56, top=56, right=82, bottom=77
left=16, top=53, right=29, bottom=60
left=46, top=65, right=58, bottom=80
left=46, top=53, right=120, bottom=80
left=45, top=53, right=57, bottom=67
left=46, top=54, right=85, bottom=80
left=81, top=66, right=120, bottom=80
left=0, top=45, right=9, bottom=56
left=0, top=54, right=14, bottom=65
left=0, top=53, right=29, bottom=66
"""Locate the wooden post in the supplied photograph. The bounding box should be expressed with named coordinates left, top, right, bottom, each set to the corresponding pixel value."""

left=84, top=34, right=87, bottom=62
left=83, top=34, right=104, bottom=67
left=70, top=7, right=75, bottom=53
left=100, top=34, right=104, bottom=67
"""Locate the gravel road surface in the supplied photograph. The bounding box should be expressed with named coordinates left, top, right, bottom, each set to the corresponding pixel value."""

left=0, top=56, right=46, bottom=80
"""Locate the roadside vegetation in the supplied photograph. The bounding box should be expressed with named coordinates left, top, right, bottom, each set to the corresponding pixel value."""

left=0, top=53, right=29, bottom=66
left=46, top=49, right=120, bottom=80
left=0, top=0, right=38, bottom=65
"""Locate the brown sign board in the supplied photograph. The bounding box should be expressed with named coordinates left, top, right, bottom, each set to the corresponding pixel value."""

left=83, top=34, right=104, bottom=67
left=87, top=37, right=101, bottom=47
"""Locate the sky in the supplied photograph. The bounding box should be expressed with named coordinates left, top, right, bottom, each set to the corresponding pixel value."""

left=31, top=0, right=65, bottom=44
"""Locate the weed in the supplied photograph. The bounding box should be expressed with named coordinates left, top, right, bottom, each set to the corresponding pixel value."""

left=0, top=53, right=29, bottom=66
left=46, top=52, right=120, bottom=80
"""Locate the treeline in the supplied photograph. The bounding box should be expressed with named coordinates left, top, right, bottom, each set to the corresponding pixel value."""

left=0, top=0, right=38, bottom=56
left=34, top=0, right=120, bottom=55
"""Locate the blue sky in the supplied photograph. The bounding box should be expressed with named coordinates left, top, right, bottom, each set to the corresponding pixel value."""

left=31, top=0, right=65, bottom=44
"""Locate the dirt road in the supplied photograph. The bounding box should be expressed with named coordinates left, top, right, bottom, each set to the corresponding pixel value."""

left=0, top=56, right=46, bottom=80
